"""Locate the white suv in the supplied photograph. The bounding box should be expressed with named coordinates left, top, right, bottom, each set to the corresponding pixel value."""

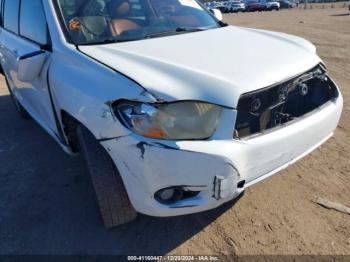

left=0, top=0, right=343, bottom=228
left=265, top=0, right=280, bottom=10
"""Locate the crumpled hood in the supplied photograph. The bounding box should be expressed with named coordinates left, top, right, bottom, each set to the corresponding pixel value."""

left=79, top=26, right=321, bottom=108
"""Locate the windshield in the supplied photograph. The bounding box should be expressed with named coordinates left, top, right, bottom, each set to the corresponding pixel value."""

left=55, top=0, right=220, bottom=45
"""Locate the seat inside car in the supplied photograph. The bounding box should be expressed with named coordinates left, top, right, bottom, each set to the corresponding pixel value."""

left=108, top=0, right=140, bottom=36
left=60, top=0, right=111, bottom=43
left=78, top=16, right=110, bottom=42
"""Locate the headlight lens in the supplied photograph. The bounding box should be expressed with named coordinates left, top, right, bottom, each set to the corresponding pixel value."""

left=115, top=101, right=223, bottom=140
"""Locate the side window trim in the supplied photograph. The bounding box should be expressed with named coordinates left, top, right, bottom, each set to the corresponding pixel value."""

left=3, top=0, right=20, bottom=34
left=17, top=0, right=52, bottom=50
left=0, top=0, right=52, bottom=51
left=0, top=0, right=3, bottom=27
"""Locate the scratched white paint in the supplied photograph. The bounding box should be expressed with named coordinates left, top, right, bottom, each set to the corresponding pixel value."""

left=79, top=26, right=320, bottom=108
left=100, top=95, right=342, bottom=216
left=0, top=1, right=343, bottom=217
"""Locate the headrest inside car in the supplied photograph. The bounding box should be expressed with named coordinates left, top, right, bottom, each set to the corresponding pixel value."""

left=110, top=0, right=130, bottom=18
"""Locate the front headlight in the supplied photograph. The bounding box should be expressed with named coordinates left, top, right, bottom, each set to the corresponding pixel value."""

left=115, top=101, right=223, bottom=140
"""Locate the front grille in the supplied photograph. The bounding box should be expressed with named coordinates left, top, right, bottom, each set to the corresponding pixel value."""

left=234, top=65, right=338, bottom=139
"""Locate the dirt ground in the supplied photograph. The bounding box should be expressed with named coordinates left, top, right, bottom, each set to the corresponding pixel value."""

left=0, top=5, right=349, bottom=257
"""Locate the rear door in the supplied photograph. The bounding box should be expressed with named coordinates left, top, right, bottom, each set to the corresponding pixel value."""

left=0, top=0, right=58, bottom=135
left=0, top=0, right=21, bottom=90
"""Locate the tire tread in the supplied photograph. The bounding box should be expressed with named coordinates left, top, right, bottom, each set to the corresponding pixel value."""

left=77, top=125, right=137, bottom=228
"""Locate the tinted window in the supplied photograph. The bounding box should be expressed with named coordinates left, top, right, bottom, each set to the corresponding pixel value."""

left=20, top=0, right=49, bottom=45
left=56, top=0, right=219, bottom=45
left=3, top=0, right=20, bottom=33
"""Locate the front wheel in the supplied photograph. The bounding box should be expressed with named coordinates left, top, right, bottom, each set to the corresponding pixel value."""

left=77, top=125, right=137, bottom=228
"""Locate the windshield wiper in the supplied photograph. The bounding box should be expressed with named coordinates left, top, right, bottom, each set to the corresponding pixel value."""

left=79, top=27, right=212, bottom=45
left=145, top=27, right=208, bottom=39
left=79, top=37, right=141, bottom=46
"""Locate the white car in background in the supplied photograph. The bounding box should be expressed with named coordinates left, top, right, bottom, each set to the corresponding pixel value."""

left=0, top=0, right=343, bottom=228
left=228, top=1, right=247, bottom=12
left=265, top=0, right=280, bottom=10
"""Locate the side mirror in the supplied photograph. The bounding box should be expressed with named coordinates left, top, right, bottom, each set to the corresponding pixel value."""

left=17, top=51, right=47, bottom=82
left=210, top=8, right=223, bottom=21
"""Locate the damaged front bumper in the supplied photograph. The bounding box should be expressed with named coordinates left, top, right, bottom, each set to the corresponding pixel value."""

left=100, top=87, right=343, bottom=217
left=101, top=135, right=244, bottom=216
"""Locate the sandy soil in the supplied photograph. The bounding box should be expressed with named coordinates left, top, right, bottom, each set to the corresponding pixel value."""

left=0, top=5, right=349, bottom=257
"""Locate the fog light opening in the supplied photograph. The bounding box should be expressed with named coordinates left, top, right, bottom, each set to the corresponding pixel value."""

left=155, top=187, right=184, bottom=204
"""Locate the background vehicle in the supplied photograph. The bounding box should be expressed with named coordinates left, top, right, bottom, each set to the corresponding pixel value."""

left=265, top=0, right=280, bottom=10
left=245, top=0, right=265, bottom=11
left=279, top=0, right=295, bottom=8
left=215, top=2, right=229, bottom=12
left=228, top=1, right=247, bottom=12
left=204, top=1, right=218, bottom=9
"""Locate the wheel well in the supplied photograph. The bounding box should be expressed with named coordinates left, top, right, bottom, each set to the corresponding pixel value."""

left=61, top=110, right=80, bottom=153
left=0, top=63, right=4, bottom=75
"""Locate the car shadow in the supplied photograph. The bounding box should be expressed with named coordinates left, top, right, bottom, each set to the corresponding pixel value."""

left=0, top=92, right=241, bottom=255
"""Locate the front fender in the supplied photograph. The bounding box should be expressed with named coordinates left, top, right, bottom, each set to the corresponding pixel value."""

left=49, top=48, right=156, bottom=140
